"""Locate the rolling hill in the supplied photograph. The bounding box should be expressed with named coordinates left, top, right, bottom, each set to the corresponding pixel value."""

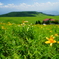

left=0, top=11, right=55, bottom=17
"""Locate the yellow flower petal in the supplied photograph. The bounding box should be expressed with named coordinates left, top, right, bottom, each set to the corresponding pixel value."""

left=50, top=43, right=52, bottom=46
left=45, top=41, right=50, bottom=44
left=46, top=37, right=49, bottom=40
left=50, top=35, right=55, bottom=40
left=53, top=40, right=56, bottom=43
left=57, top=41, right=59, bottom=43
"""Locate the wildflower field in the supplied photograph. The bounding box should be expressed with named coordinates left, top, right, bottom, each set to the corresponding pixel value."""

left=0, top=22, right=59, bottom=59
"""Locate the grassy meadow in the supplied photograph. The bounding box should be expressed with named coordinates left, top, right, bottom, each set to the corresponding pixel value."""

left=0, top=15, right=59, bottom=24
left=0, top=15, right=59, bottom=59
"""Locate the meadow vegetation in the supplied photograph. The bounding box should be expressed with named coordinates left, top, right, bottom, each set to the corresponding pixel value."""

left=0, top=11, right=57, bottom=24
left=0, top=12, right=59, bottom=59
left=0, top=22, right=59, bottom=59
left=0, top=15, right=59, bottom=24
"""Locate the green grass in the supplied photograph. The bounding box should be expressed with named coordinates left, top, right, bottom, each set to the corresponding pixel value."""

left=0, top=22, right=59, bottom=59
left=0, top=15, right=59, bottom=59
left=0, top=15, right=58, bottom=24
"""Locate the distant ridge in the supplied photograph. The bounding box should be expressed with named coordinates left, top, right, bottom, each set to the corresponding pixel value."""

left=0, top=11, right=55, bottom=17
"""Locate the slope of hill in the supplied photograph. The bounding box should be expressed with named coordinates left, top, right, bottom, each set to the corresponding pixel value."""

left=0, top=11, right=55, bottom=17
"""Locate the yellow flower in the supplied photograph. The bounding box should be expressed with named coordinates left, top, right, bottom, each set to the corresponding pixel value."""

left=8, top=22, right=12, bottom=25
left=45, top=35, right=56, bottom=46
left=50, top=31, right=52, bottom=33
left=1, top=26, right=6, bottom=29
left=54, top=34, right=58, bottom=37
left=57, top=41, right=59, bottom=43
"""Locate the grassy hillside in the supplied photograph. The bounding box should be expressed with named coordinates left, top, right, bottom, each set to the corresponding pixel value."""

left=0, top=11, right=54, bottom=17
left=0, top=11, right=59, bottom=24
left=0, top=11, right=39, bottom=17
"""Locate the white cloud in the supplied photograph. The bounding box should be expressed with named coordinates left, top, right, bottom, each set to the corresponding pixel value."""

left=0, top=2, right=3, bottom=5
left=0, top=2, right=59, bottom=11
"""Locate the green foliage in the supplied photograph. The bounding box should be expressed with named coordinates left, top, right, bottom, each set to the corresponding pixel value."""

left=35, top=20, right=41, bottom=24
left=0, top=22, right=59, bottom=59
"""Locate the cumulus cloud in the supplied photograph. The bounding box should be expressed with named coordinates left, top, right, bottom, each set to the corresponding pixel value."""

left=0, top=2, right=59, bottom=11
left=0, top=2, right=3, bottom=5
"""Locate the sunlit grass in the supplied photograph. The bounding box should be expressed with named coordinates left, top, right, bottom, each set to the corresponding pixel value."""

left=0, top=22, right=59, bottom=59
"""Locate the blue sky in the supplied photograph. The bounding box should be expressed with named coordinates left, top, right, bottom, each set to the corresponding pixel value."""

left=0, top=0, right=59, bottom=4
left=0, top=0, right=59, bottom=14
